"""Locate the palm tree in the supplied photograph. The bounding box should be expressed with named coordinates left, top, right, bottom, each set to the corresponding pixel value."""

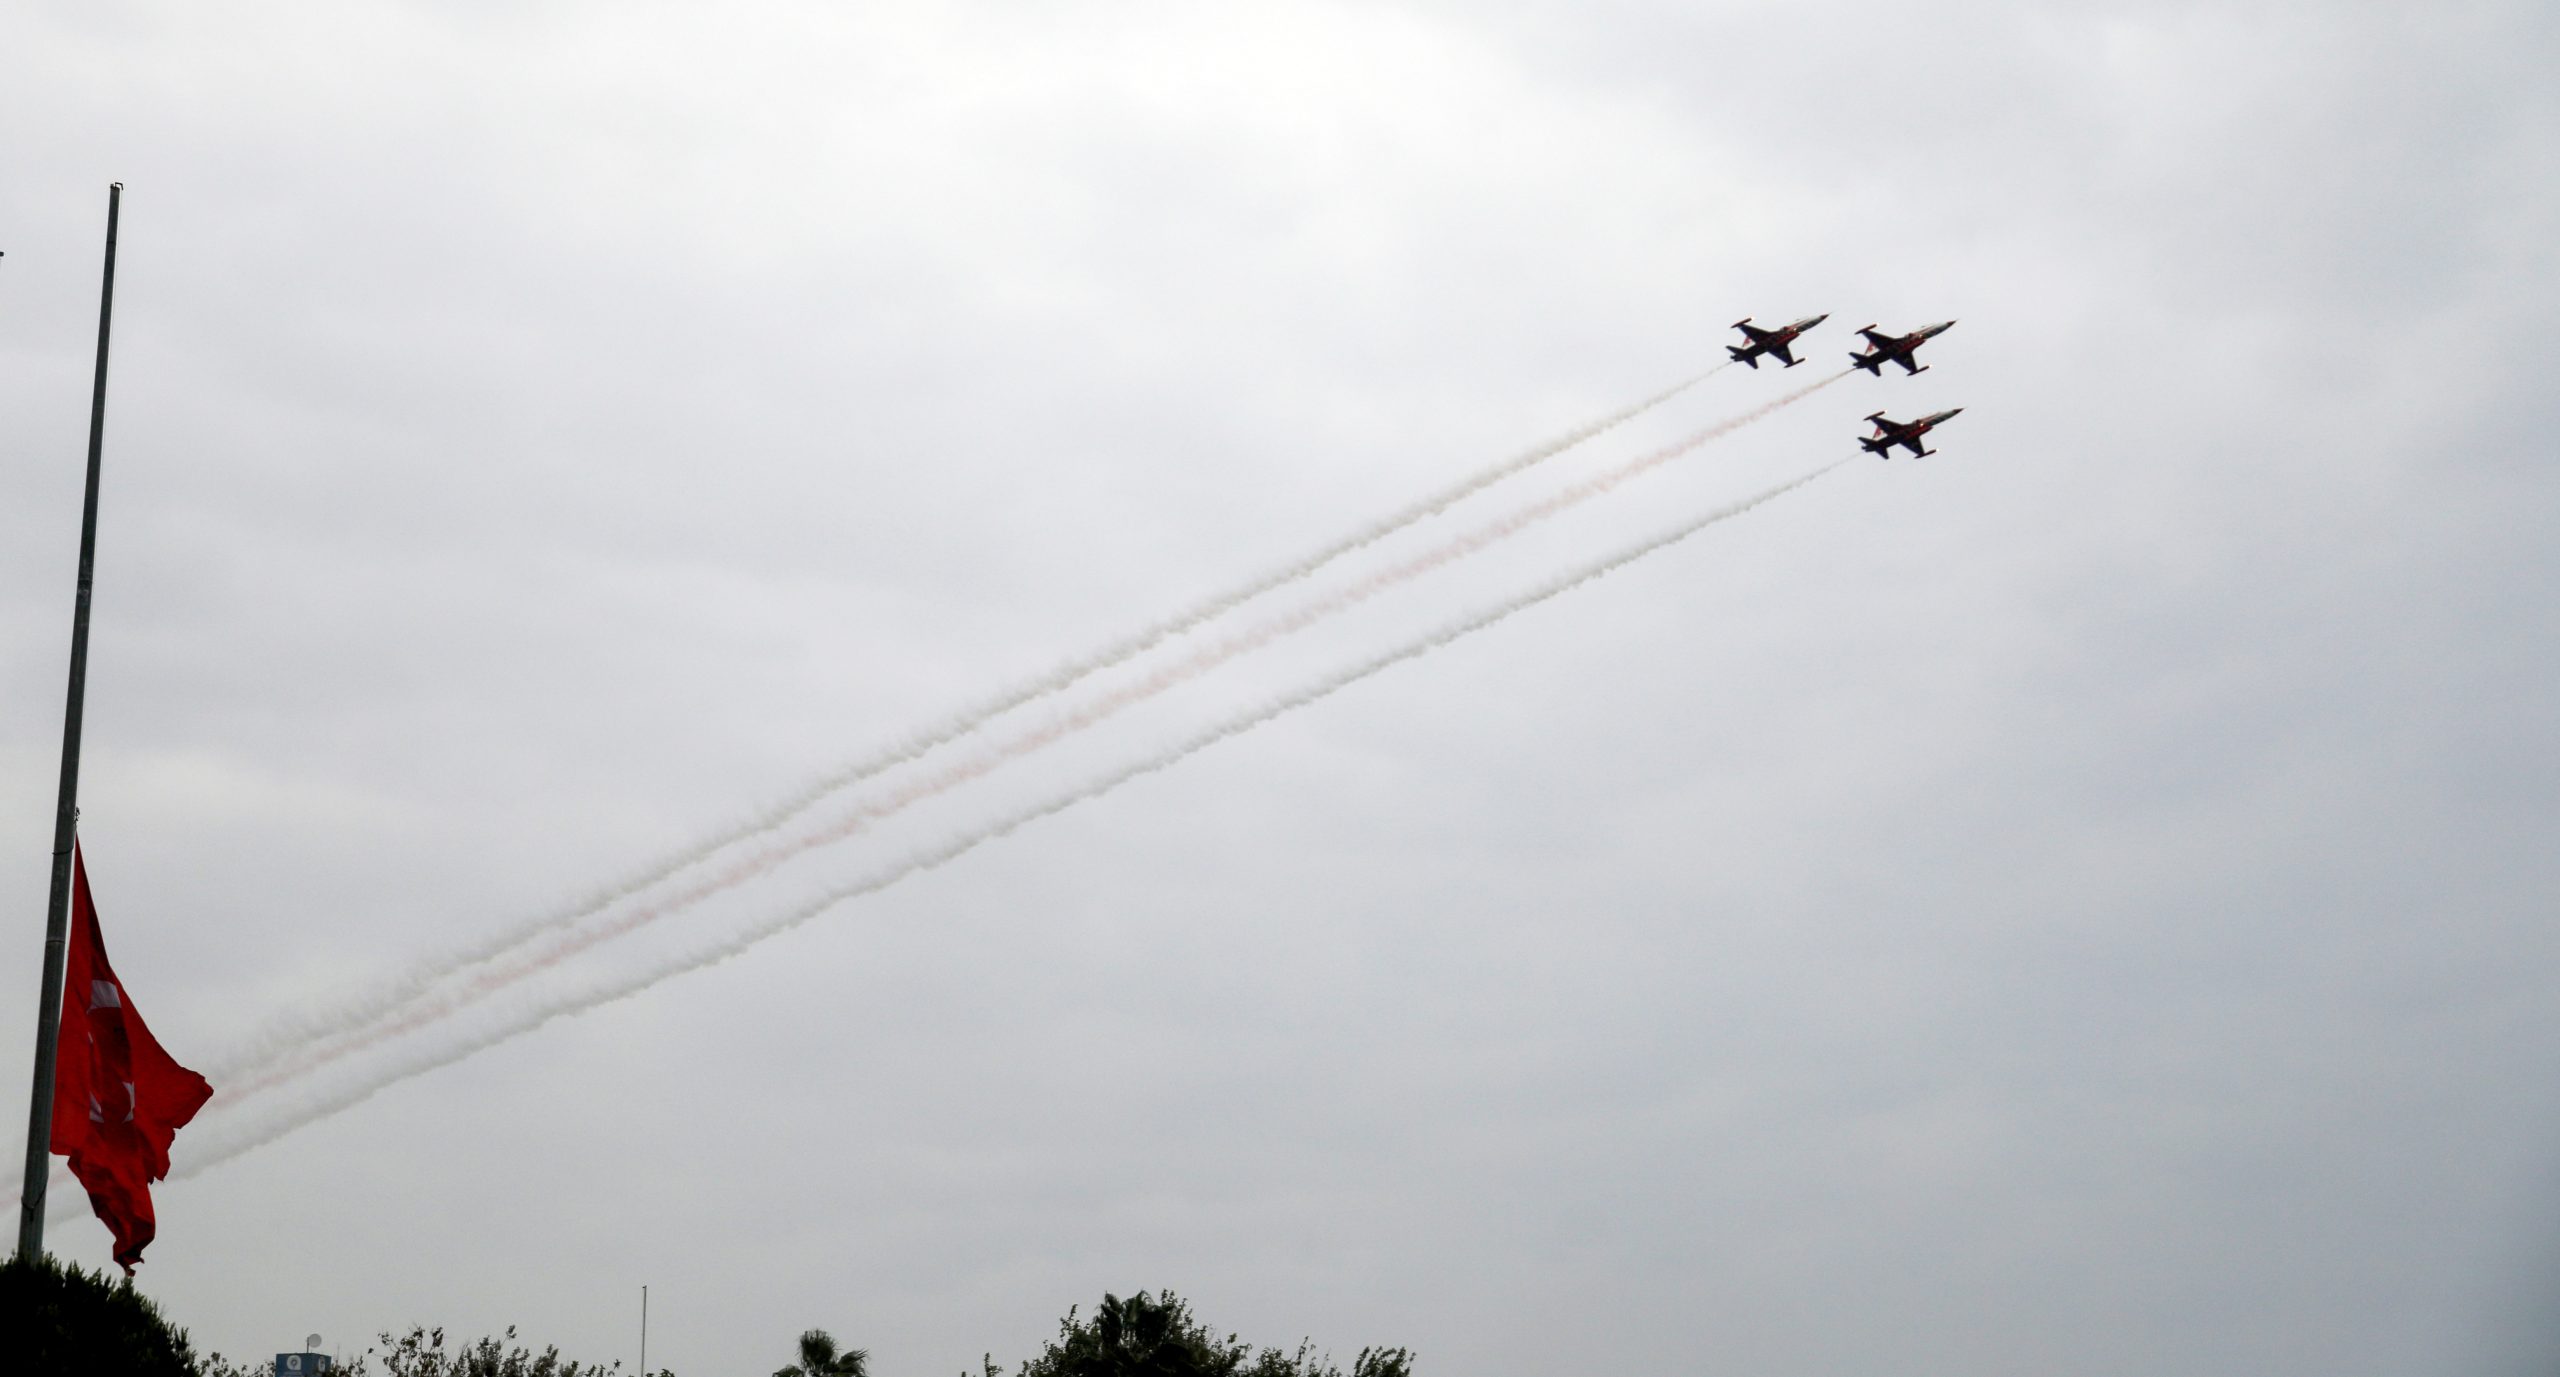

left=774, top=1327, right=870, bottom=1377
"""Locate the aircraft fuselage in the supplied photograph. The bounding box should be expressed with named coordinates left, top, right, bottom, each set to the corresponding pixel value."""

left=1728, top=313, right=1829, bottom=369
left=1860, top=407, right=1963, bottom=458
left=1851, top=320, right=1957, bottom=376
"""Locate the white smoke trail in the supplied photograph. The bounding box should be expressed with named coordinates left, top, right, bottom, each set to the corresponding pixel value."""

left=214, top=370, right=1842, bottom=1104
left=195, top=365, right=1727, bottom=1090
left=172, top=457, right=1851, bottom=1180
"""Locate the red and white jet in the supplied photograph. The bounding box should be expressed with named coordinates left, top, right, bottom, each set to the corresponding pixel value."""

left=1727, top=314, right=1828, bottom=369
left=1860, top=409, right=1963, bottom=459
left=1849, top=320, right=1956, bottom=376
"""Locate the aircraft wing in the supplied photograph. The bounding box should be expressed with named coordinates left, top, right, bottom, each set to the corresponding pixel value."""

left=1858, top=327, right=1893, bottom=348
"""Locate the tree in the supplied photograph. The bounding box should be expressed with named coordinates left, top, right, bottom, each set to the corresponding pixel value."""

left=776, top=1327, right=870, bottom=1377
left=360, top=1324, right=627, bottom=1376
left=1345, top=1349, right=1414, bottom=1377
left=995, top=1290, right=1412, bottom=1377
left=0, top=1250, right=207, bottom=1377
left=0, top=1252, right=657, bottom=1377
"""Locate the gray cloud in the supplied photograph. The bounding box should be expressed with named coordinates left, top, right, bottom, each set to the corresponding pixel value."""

left=6, top=3, right=2558, bottom=1374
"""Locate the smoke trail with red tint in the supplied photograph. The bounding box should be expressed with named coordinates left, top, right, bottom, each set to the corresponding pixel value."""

left=173, top=457, right=1852, bottom=1178
left=195, top=365, right=1729, bottom=1092
left=210, top=370, right=1842, bottom=1107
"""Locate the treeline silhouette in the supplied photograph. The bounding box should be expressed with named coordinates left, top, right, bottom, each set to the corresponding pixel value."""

left=1, top=1257, right=1411, bottom=1377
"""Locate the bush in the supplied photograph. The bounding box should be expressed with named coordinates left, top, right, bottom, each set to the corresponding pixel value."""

left=985, top=1289, right=1412, bottom=1377
left=355, top=1325, right=630, bottom=1376
left=0, top=1249, right=207, bottom=1376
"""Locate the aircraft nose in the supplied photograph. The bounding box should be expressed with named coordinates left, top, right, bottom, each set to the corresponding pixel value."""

left=1807, top=313, right=1829, bottom=327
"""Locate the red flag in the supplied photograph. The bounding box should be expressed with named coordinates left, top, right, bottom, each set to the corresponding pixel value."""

left=48, top=844, right=213, bottom=1272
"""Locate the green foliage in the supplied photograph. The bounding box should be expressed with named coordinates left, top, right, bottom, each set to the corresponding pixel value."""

left=196, top=1348, right=321, bottom=1377
left=356, top=1325, right=635, bottom=1376
left=0, top=1249, right=206, bottom=1377
left=1345, top=1349, right=1414, bottom=1377
left=8, top=1247, right=1403, bottom=1377
left=776, top=1326, right=870, bottom=1376
left=197, top=1325, right=660, bottom=1377
left=991, top=1290, right=1412, bottom=1377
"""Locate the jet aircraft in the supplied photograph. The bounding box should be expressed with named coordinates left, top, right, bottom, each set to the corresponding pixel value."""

left=1849, top=320, right=1956, bottom=376
left=1727, top=314, right=1828, bottom=369
left=1860, top=408, right=1963, bottom=458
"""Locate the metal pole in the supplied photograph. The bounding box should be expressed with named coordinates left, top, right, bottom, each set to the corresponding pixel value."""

left=640, top=1284, right=649, bottom=1376
left=16, top=182, right=122, bottom=1261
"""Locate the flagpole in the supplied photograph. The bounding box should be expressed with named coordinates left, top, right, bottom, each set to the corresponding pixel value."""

left=17, top=182, right=122, bottom=1261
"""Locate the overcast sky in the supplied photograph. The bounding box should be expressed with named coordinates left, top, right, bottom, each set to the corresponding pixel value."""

left=6, top=3, right=2559, bottom=1374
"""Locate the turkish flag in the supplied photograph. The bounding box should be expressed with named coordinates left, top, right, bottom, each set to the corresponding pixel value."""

left=48, top=844, right=213, bottom=1272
